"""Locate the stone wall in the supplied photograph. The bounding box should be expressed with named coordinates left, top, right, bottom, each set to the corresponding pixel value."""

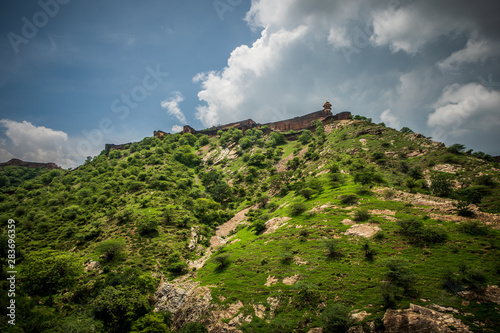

left=262, top=109, right=332, bottom=131
left=0, top=158, right=60, bottom=169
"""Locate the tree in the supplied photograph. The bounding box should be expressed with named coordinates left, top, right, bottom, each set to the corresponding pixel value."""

left=447, top=143, right=466, bottom=154
left=92, top=286, right=150, bottom=332
left=400, top=127, right=414, bottom=133
left=130, top=312, right=171, bottom=333
left=299, top=187, right=316, bottom=200
left=298, top=130, right=313, bottom=144
left=24, top=252, right=83, bottom=296
left=136, top=218, right=159, bottom=236
left=95, top=239, right=126, bottom=262
left=430, top=172, right=453, bottom=197
left=321, top=303, right=352, bottom=332
left=382, top=257, right=417, bottom=296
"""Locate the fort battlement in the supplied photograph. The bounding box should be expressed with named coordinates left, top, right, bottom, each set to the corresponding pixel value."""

left=153, top=101, right=351, bottom=139
left=0, top=158, right=60, bottom=169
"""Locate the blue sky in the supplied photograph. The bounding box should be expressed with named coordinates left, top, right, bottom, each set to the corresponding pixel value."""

left=1, top=0, right=500, bottom=168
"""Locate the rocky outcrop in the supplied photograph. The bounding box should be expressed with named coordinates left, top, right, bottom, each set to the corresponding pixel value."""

left=383, top=304, right=472, bottom=332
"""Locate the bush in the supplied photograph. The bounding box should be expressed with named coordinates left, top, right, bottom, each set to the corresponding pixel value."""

left=213, top=254, right=231, bottom=271
left=380, top=281, right=397, bottom=308
left=179, top=322, right=208, bottom=333
left=382, top=257, right=417, bottom=296
left=299, top=187, right=316, bottom=200
left=251, top=220, right=267, bottom=235
left=457, top=220, right=489, bottom=236
left=324, top=239, right=342, bottom=259
left=95, top=239, right=126, bottom=262
left=167, top=261, right=188, bottom=275
left=289, top=201, right=307, bottom=216
left=136, top=218, right=158, bottom=236
left=321, top=303, right=352, bottom=332
left=430, top=173, right=453, bottom=197
left=397, top=218, right=447, bottom=244
left=354, top=208, right=371, bottom=222
left=339, top=194, right=358, bottom=205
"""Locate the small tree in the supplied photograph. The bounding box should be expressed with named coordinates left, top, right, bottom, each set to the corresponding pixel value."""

left=430, top=172, right=453, bottom=197
left=289, top=201, right=307, bottom=216
left=299, top=187, right=316, bottom=200
left=382, top=257, right=417, bottom=296
left=95, top=239, right=126, bottom=262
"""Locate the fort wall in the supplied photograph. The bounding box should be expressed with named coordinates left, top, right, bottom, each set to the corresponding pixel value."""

left=0, top=158, right=60, bottom=169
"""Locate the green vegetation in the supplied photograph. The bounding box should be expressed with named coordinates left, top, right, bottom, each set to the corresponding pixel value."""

left=0, top=117, right=499, bottom=332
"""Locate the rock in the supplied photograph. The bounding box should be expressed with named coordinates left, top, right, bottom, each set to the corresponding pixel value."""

left=283, top=274, right=300, bottom=285
left=84, top=260, right=102, bottom=273
left=350, top=310, right=371, bottom=322
left=252, top=303, right=266, bottom=319
left=188, top=226, right=199, bottom=251
left=267, top=296, right=281, bottom=318
left=263, top=216, right=292, bottom=234
left=345, top=223, right=381, bottom=238
left=342, top=218, right=355, bottom=225
left=458, top=285, right=500, bottom=304
left=265, top=275, right=278, bottom=287
left=308, top=328, right=323, bottom=333
left=383, top=304, right=472, bottom=332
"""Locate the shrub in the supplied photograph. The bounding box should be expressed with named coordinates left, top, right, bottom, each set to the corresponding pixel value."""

left=167, top=261, right=188, bottom=275
left=321, top=303, right=352, bottom=333
left=455, top=199, right=474, bottom=217
left=362, top=241, right=375, bottom=261
left=382, top=257, right=417, bottom=296
left=457, top=220, right=489, bottom=236
left=380, top=281, right=397, bottom=308
left=251, top=220, right=266, bottom=235
left=354, top=208, right=371, bottom=222
left=179, top=322, right=208, bottom=333
left=213, top=254, right=231, bottom=270
left=324, top=239, right=342, bottom=259
left=95, top=239, right=126, bottom=262
left=136, top=218, right=158, bottom=236
left=397, top=217, right=447, bottom=244
left=289, top=201, right=307, bottom=216
left=430, top=173, right=453, bottom=197
left=299, top=187, right=316, bottom=200
left=339, top=194, right=358, bottom=205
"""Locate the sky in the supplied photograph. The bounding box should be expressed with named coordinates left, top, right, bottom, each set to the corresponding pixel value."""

left=0, top=0, right=499, bottom=168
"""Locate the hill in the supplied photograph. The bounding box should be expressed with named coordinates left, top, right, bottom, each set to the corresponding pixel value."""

left=0, top=114, right=499, bottom=332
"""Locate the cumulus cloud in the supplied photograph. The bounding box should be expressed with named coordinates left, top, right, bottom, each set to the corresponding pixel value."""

left=438, top=38, right=499, bottom=72
left=161, top=91, right=187, bottom=124
left=380, top=109, right=400, bottom=129
left=0, top=119, right=77, bottom=168
left=171, top=125, right=183, bottom=133
left=193, top=0, right=500, bottom=154
left=428, top=83, right=500, bottom=140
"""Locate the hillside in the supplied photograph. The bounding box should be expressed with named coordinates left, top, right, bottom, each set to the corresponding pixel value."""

left=1, top=116, right=499, bottom=333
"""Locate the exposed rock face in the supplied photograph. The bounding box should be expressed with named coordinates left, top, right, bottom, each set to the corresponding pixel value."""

left=383, top=304, right=472, bottom=332
left=345, top=223, right=381, bottom=238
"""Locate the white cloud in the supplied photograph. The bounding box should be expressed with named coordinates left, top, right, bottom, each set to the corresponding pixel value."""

left=380, top=109, right=400, bottom=129
left=0, top=119, right=77, bottom=168
left=161, top=91, right=187, bottom=124
left=370, top=6, right=462, bottom=54
left=438, top=38, right=498, bottom=72
left=171, top=125, right=183, bottom=133
left=428, top=83, right=500, bottom=139
left=194, top=25, right=309, bottom=127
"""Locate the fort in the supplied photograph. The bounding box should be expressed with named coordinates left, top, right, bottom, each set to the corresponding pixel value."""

left=154, top=101, right=351, bottom=139
left=0, top=158, right=60, bottom=169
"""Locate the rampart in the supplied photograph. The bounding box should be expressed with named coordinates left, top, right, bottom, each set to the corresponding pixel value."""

left=175, top=101, right=351, bottom=137
left=107, top=102, right=351, bottom=151
left=0, top=158, right=60, bottom=169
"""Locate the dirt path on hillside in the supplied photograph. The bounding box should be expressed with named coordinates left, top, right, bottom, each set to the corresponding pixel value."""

left=188, top=206, right=254, bottom=269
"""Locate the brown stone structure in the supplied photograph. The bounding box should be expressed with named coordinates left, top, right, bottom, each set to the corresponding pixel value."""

left=177, top=101, right=351, bottom=136
left=0, top=158, right=60, bottom=169
left=104, top=143, right=132, bottom=152
left=106, top=102, right=351, bottom=152
left=153, top=130, right=169, bottom=139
